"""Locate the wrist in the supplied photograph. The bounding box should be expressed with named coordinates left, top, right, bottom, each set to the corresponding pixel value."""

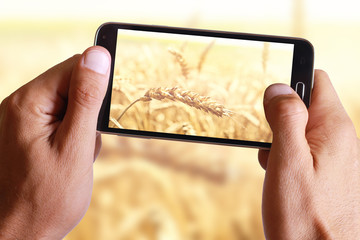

left=0, top=199, right=58, bottom=240
left=263, top=212, right=334, bottom=240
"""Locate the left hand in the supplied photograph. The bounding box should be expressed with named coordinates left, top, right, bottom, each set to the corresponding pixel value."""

left=0, top=46, right=110, bottom=239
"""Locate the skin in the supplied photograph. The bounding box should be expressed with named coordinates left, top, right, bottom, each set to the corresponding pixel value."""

left=0, top=46, right=110, bottom=239
left=258, top=70, right=360, bottom=239
left=0, top=47, right=359, bottom=239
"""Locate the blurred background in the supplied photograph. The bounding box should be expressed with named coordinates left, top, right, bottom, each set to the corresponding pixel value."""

left=1, top=0, right=359, bottom=239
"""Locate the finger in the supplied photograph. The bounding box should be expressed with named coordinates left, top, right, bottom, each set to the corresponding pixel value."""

left=306, top=70, right=357, bottom=165
left=307, top=70, right=352, bottom=131
left=32, top=55, right=81, bottom=105
left=59, top=46, right=110, bottom=147
left=1, top=55, right=80, bottom=141
left=94, top=132, right=102, bottom=162
left=5, top=55, right=80, bottom=118
left=258, top=149, right=269, bottom=170
left=263, top=84, right=311, bottom=170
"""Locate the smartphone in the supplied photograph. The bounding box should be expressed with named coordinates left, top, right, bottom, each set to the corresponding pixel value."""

left=95, top=22, right=314, bottom=149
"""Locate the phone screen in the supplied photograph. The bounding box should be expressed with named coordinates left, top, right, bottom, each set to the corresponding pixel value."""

left=108, top=28, right=294, bottom=144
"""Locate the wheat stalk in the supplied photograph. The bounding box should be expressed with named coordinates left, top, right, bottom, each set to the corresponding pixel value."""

left=197, top=39, right=215, bottom=73
left=110, top=116, right=124, bottom=129
left=180, top=41, right=188, bottom=52
left=168, top=48, right=190, bottom=80
left=262, top=42, right=269, bottom=74
left=116, top=87, right=232, bottom=122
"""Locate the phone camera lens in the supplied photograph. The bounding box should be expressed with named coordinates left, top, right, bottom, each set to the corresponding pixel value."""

left=102, top=35, right=107, bottom=40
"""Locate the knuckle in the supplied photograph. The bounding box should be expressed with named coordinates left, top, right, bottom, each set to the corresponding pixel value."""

left=314, top=69, right=331, bottom=84
left=315, top=69, right=328, bottom=77
left=270, top=96, right=307, bottom=123
left=330, top=115, right=356, bottom=139
left=72, top=53, right=81, bottom=59
left=0, top=97, right=9, bottom=123
left=0, top=93, right=26, bottom=135
left=72, top=81, right=103, bottom=109
left=309, top=112, right=357, bottom=154
left=0, top=96, right=9, bottom=110
left=2, top=93, right=22, bottom=119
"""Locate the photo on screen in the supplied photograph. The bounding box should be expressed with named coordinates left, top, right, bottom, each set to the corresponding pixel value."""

left=109, top=29, right=294, bottom=143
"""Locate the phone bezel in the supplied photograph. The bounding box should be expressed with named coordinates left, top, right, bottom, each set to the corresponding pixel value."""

left=95, top=22, right=314, bottom=149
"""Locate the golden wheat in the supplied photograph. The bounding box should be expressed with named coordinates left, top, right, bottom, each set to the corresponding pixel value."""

left=142, top=87, right=233, bottom=117
left=197, top=39, right=215, bottom=73
left=117, top=86, right=233, bottom=122
left=168, top=48, right=190, bottom=79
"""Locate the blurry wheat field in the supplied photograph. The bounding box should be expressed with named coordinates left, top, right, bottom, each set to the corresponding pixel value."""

left=1, top=20, right=360, bottom=240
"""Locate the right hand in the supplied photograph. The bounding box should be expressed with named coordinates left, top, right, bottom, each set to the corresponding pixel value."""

left=258, top=70, right=360, bottom=239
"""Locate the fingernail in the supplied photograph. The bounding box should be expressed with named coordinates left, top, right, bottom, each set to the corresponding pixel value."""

left=83, top=50, right=110, bottom=75
left=264, top=84, right=294, bottom=105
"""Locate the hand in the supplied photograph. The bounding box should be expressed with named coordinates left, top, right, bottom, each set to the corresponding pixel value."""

left=258, top=70, right=360, bottom=239
left=0, top=46, right=110, bottom=239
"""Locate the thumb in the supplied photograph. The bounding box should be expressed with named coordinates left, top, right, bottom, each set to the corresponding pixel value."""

left=262, top=84, right=311, bottom=170
left=62, top=46, right=110, bottom=144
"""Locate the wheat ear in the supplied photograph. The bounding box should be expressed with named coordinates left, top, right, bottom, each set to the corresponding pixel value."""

left=117, top=87, right=232, bottom=121
left=168, top=48, right=190, bottom=79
